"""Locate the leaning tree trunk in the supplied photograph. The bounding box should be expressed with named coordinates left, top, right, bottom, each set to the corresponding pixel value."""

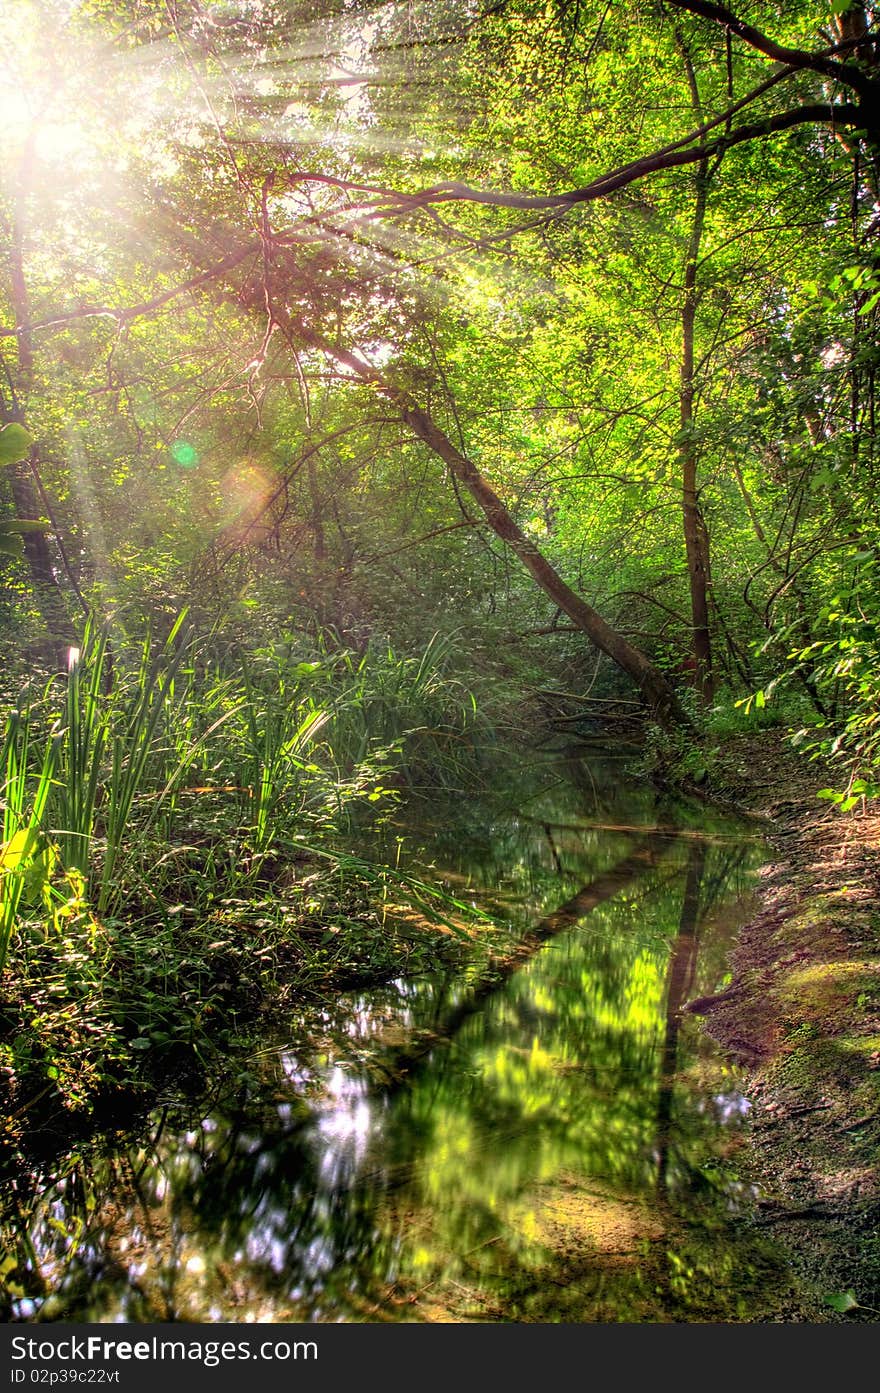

left=268, top=304, right=692, bottom=729
left=129, top=210, right=693, bottom=729
left=399, top=397, right=691, bottom=726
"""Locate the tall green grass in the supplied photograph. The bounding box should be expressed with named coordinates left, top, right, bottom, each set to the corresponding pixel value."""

left=306, top=630, right=485, bottom=791
left=239, top=656, right=331, bottom=853
left=52, top=612, right=203, bottom=911
left=0, top=617, right=487, bottom=970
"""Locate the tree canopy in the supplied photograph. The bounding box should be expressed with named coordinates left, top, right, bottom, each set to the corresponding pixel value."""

left=2, top=0, right=879, bottom=760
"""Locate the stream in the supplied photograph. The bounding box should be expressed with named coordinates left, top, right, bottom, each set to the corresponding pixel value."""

left=7, top=746, right=798, bottom=1323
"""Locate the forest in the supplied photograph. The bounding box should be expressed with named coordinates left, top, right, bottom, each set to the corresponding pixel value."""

left=1, top=0, right=879, bottom=1326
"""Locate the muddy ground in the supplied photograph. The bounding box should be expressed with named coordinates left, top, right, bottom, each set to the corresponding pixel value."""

left=688, top=730, right=880, bottom=1321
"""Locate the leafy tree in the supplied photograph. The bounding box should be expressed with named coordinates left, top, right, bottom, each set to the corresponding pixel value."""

left=1, top=0, right=879, bottom=752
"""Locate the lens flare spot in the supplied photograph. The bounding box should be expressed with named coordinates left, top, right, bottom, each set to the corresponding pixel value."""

left=219, top=461, right=273, bottom=545
left=171, top=439, right=199, bottom=469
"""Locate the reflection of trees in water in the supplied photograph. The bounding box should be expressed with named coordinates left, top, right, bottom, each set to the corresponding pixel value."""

left=1, top=774, right=769, bottom=1323
left=656, top=842, right=706, bottom=1192
left=4, top=1091, right=403, bottom=1321
left=374, top=751, right=678, bottom=921
left=370, top=837, right=781, bottom=1322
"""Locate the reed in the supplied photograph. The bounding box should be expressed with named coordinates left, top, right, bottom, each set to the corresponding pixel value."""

left=0, top=616, right=489, bottom=1075
left=312, top=630, right=485, bottom=791
left=238, top=656, right=331, bottom=855
left=0, top=704, right=59, bottom=972
left=49, top=612, right=196, bottom=913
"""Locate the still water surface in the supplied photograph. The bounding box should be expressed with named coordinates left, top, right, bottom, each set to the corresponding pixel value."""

left=10, top=748, right=795, bottom=1322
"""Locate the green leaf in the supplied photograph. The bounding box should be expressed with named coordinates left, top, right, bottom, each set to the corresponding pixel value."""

left=0, top=516, right=48, bottom=558
left=850, top=780, right=880, bottom=798
left=2, top=518, right=49, bottom=533
left=0, top=830, right=56, bottom=903
left=0, top=423, right=32, bottom=467
left=825, top=1289, right=859, bottom=1313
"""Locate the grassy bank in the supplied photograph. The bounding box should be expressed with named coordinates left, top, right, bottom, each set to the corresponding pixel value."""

left=686, top=729, right=880, bottom=1321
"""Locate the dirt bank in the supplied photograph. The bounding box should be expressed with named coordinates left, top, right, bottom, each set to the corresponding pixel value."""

left=689, top=730, right=880, bottom=1321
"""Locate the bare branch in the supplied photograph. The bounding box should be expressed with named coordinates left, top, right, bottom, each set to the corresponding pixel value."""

left=0, top=245, right=259, bottom=340
left=287, top=103, right=861, bottom=220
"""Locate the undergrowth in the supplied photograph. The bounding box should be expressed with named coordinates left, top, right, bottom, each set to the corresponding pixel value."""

left=0, top=614, right=495, bottom=1150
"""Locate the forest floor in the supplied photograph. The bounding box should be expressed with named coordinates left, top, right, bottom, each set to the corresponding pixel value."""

left=688, top=728, right=880, bottom=1321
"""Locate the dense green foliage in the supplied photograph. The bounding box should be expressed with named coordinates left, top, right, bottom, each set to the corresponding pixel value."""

left=1, top=1, right=878, bottom=757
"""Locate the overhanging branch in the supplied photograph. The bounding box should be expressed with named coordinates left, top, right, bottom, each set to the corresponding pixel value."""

left=664, top=0, right=878, bottom=97
left=0, top=100, right=864, bottom=347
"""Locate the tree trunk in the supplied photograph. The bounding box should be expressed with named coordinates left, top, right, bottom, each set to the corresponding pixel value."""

left=307, top=454, right=326, bottom=561
left=678, top=35, right=715, bottom=705
left=5, top=456, right=76, bottom=660
left=141, top=216, right=694, bottom=729
left=6, top=140, right=77, bottom=661
left=400, top=398, right=692, bottom=726
left=270, top=304, right=693, bottom=728
left=680, top=205, right=714, bottom=704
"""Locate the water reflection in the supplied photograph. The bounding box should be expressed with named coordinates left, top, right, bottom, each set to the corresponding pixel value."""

left=312, top=1066, right=377, bottom=1189
left=655, top=842, right=705, bottom=1192
left=1, top=751, right=793, bottom=1323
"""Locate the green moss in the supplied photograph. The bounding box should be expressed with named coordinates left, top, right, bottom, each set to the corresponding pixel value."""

left=769, top=1035, right=868, bottom=1098
left=774, top=960, right=880, bottom=1032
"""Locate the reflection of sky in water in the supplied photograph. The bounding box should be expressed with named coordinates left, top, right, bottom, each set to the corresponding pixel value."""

left=713, top=1091, right=752, bottom=1122
left=313, top=1065, right=378, bottom=1190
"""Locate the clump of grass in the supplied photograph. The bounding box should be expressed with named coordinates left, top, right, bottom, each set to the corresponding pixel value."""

left=54, top=612, right=204, bottom=912
left=284, top=628, right=490, bottom=794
